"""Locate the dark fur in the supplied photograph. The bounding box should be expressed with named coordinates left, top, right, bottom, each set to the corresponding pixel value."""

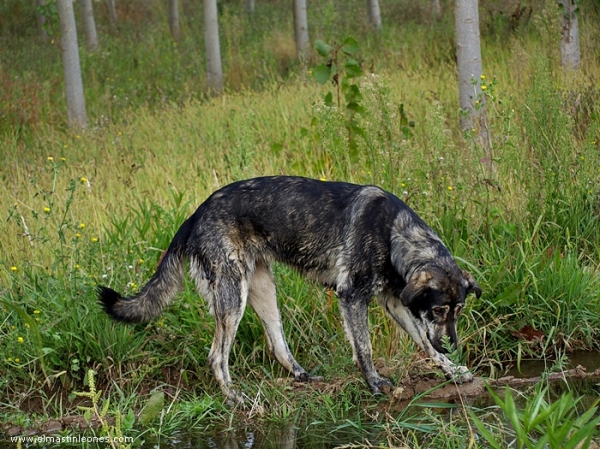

left=99, top=176, right=481, bottom=403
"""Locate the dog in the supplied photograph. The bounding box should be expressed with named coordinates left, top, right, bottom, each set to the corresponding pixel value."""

left=99, top=176, right=481, bottom=403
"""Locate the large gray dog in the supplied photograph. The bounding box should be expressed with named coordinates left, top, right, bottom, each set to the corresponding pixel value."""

left=99, top=176, right=481, bottom=403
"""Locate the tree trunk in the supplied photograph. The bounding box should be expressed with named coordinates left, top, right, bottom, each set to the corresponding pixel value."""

left=559, top=0, right=580, bottom=69
left=204, top=0, right=223, bottom=92
left=107, top=0, right=118, bottom=28
left=56, top=0, right=88, bottom=129
left=366, top=0, right=382, bottom=31
left=169, top=0, right=181, bottom=42
left=455, top=0, right=491, bottom=155
left=80, top=0, right=99, bottom=51
left=35, top=0, right=49, bottom=42
left=293, top=0, right=309, bottom=62
left=431, top=0, right=441, bottom=20
left=455, top=0, right=483, bottom=130
left=246, top=0, right=255, bottom=14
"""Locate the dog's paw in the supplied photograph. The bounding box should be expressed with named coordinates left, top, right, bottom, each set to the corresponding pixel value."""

left=448, top=365, right=473, bottom=383
left=224, top=389, right=247, bottom=408
left=368, top=376, right=394, bottom=395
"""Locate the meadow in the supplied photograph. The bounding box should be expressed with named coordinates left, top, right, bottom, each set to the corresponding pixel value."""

left=1, top=0, right=600, bottom=446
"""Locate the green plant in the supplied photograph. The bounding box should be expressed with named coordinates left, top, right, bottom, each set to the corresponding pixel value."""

left=74, top=369, right=136, bottom=449
left=470, top=383, right=600, bottom=449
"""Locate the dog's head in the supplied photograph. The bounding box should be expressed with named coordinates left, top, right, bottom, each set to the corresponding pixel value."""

left=400, top=266, right=481, bottom=354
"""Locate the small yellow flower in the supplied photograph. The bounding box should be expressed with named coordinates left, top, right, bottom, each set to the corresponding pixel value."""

left=24, top=323, right=30, bottom=329
left=447, top=186, right=454, bottom=191
left=61, top=157, right=66, bottom=162
left=7, top=358, right=12, bottom=362
left=10, top=266, right=18, bottom=272
left=320, top=177, right=327, bottom=181
left=14, top=358, right=20, bottom=363
left=74, top=264, right=80, bottom=269
left=91, top=237, right=99, bottom=243
left=401, top=183, right=406, bottom=187
left=138, top=259, right=145, bottom=264
left=130, top=282, right=137, bottom=289
left=480, top=74, right=486, bottom=80
left=80, top=177, right=88, bottom=183
left=47, top=156, right=54, bottom=162
left=17, top=336, right=24, bottom=343
left=43, top=207, right=51, bottom=213
left=75, top=233, right=81, bottom=238
left=79, top=223, right=86, bottom=229
left=34, top=310, right=40, bottom=314
left=481, top=85, right=487, bottom=91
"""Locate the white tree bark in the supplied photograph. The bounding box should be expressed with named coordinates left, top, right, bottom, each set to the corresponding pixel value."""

left=293, top=0, right=309, bottom=62
left=431, top=0, right=441, bottom=19
left=204, top=0, right=223, bottom=92
left=56, top=0, right=88, bottom=129
left=559, top=0, right=581, bottom=69
left=35, top=0, right=49, bottom=42
left=455, top=0, right=484, bottom=131
left=366, top=0, right=382, bottom=31
left=107, top=0, right=118, bottom=28
left=169, top=0, right=181, bottom=42
left=81, top=0, right=99, bottom=51
left=246, top=0, right=255, bottom=14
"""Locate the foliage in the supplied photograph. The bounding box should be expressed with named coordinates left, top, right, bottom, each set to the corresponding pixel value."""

left=470, top=383, right=600, bottom=449
left=0, top=0, right=599, bottom=445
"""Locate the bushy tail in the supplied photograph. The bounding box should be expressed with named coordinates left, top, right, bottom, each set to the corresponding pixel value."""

left=98, top=215, right=194, bottom=323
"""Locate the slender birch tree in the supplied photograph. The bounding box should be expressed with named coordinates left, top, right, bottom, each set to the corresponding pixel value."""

left=107, top=0, right=118, bottom=28
left=431, top=0, right=441, bottom=19
left=35, top=0, right=49, bottom=42
left=81, top=0, right=99, bottom=51
left=204, top=0, right=224, bottom=92
left=366, top=0, right=382, bottom=31
left=558, top=0, right=581, bottom=69
left=293, top=0, right=309, bottom=62
left=455, top=0, right=484, bottom=128
left=246, top=0, right=255, bottom=14
left=169, top=0, right=181, bottom=42
left=56, top=0, right=88, bottom=129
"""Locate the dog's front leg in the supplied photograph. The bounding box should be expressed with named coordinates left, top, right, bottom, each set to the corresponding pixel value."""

left=338, top=294, right=393, bottom=394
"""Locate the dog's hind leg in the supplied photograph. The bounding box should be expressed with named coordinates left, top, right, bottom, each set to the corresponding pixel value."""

left=204, top=268, right=249, bottom=405
left=248, top=262, right=312, bottom=382
left=338, top=292, right=393, bottom=394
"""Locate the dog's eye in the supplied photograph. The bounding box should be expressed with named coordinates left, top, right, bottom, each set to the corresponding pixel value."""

left=432, top=306, right=449, bottom=321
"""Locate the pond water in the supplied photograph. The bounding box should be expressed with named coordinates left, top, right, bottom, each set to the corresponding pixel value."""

left=146, top=352, right=600, bottom=449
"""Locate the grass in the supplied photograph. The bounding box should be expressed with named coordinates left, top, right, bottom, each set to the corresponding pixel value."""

left=1, top=0, right=600, bottom=446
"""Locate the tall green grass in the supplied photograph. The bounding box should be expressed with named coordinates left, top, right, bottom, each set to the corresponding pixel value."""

left=1, top=0, right=600, bottom=443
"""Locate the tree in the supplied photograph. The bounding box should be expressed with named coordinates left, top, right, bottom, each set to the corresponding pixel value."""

left=169, top=0, right=181, bottom=42
left=56, top=0, right=88, bottom=129
left=293, top=0, right=309, bottom=62
left=559, top=0, right=580, bottom=69
left=80, top=0, right=99, bottom=51
left=431, top=0, right=442, bottom=20
left=366, top=0, right=382, bottom=31
left=107, top=0, right=118, bottom=28
left=246, top=0, right=255, bottom=14
left=204, top=0, right=223, bottom=92
left=454, top=0, right=486, bottom=134
left=35, top=0, right=49, bottom=42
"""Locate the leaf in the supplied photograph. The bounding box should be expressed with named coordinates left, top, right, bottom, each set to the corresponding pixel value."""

left=324, top=92, right=334, bottom=107
left=341, top=36, right=359, bottom=55
left=140, top=391, right=165, bottom=425
left=315, top=40, right=333, bottom=57
left=345, top=58, right=362, bottom=78
left=312, top=63, right=331, bottom=85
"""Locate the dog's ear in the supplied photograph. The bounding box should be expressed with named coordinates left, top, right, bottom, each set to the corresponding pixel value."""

left=400, top=270, right=433, bottom=307
left=462, top=270, right=482, bottom=299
